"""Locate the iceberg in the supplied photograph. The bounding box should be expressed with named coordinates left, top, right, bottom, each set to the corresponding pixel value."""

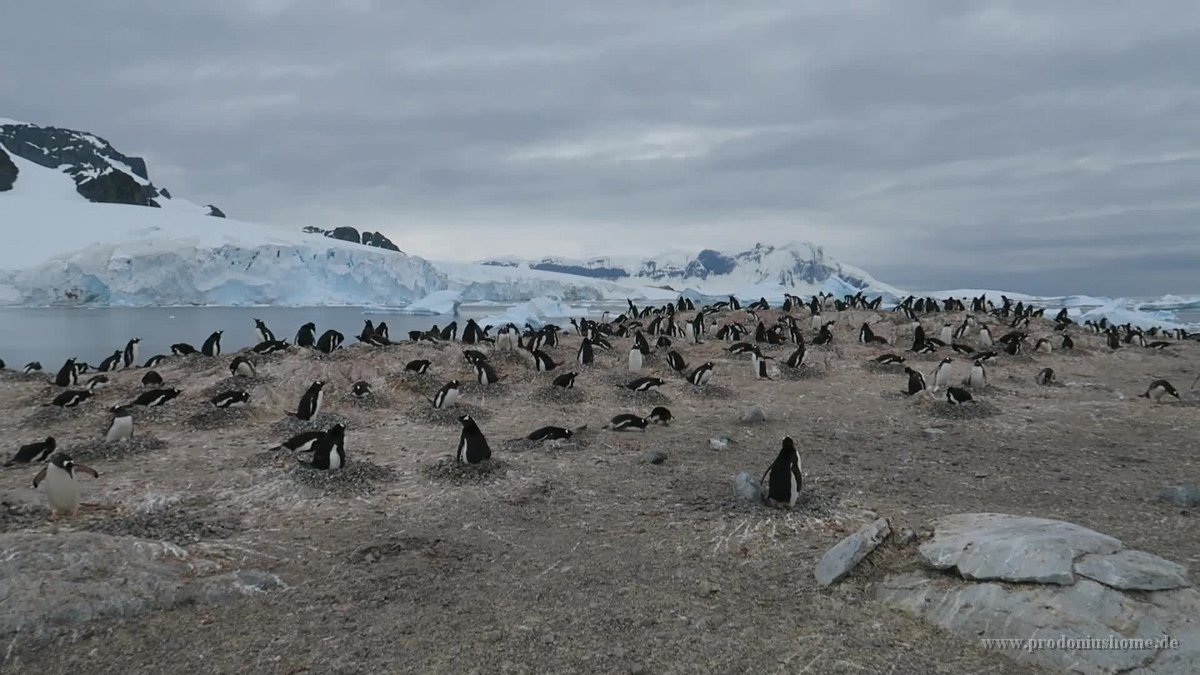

left=397, top=289, right=461, bottom=316
left=478, top=296, right=583, bottom=330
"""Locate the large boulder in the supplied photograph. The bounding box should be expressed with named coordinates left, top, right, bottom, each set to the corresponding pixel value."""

left=76, top=169, right=158, bottom=206
left=362, top=230, right=401, bottom=251
left=815, top=518, right=891, bottom=586
left=206, top=204, right=226, bottom=218
left=0, top=146, right=16, bottom=191
left=877, top=513, right=1197, bottom=674
left=327, top=226, right=361, bottom=244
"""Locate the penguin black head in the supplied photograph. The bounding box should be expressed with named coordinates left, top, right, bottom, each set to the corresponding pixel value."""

left=780, top=436, right=798, bottom=458
left=48, top=452, right=73, bottom=470
left=325, top=423, right=346, bottom=438
left=110, top=405, right=132, bottom=417
left=458, top=413, right=474, bottom=424
left=351, top=381, right=371, bottom=397
left=313, top=380, right=325, bottom=389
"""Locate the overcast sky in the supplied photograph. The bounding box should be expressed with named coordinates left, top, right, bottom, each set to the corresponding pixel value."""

left=5, top=1, right=1200, bottom=296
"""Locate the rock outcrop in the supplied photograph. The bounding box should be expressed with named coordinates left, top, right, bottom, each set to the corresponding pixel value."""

left=0, top=146, right=16, bottom=191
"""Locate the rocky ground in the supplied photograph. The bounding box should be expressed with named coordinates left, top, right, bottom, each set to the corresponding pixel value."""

left=1, top=307, right=1197, bottom=674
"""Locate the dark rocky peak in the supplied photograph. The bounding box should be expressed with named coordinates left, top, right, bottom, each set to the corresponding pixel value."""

left=0, top=146, right=16, bottom=191
left=300, top=226, right=404, bottom=253
left=205, top=205, right=226, bottom=218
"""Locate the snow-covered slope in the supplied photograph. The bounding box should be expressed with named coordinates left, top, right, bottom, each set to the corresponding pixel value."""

left=480, top=242, right=903, bottom=298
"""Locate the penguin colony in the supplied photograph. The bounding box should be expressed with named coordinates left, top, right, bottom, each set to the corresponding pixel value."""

left=2, top=294, right=1196, bottom=519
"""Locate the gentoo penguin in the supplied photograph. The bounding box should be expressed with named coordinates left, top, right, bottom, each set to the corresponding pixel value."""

left=688, top=362, right=715, bottom=386
left=727, top=342, right=756, bottom=356
left=254, top=318, right=275, bottom=344
left=295, top=322, right=317, bottom=348
left=945, top=386, right=974, bottom=405
left=456, top=414, right=492, bottom=464
left=316, top=329, right=344, bottom=354
left=1140, top=379, right=1181, bottom=403
left=1145, top=341, right=1171, bottom=350
left=1034, top=337, right=1052, bottom=354
left=440, top=322, right=459, bottom=342
left=753, top=355, right=771, bottom=380
left=122, top=338, right=140, bottom=369
left=50, top=390, right=92, bottom=408
left=32, top=453, right=99, bottom=517
left=872, top=353, right=904, bottom=365
left=308, top=424, right=347, bottom=470
left=202, top=331, right=223, bottom=357
left=211, top=390, right=250, bottom=409
left=270, top=430, right=327, bottom=455
left=229, top=356, right=256, bottom=378
left=54, top=358, right=78, bottom=387
left=978, top=326, right=993, bottom=347
left=627, top=345, right=643, bottom=372
left=293, top=381, right=326, bottom=420
left=527, top=426, right=573, bottom=442
left=625, top=376, right=665, bottom=392
left=141, top=371, right=164, bottom=387
left=966, top=359, right=987, bottom=388
left=5, top=437, right=56, bottom=466
left=939, top=323, right=954, bottom=344
left=813, top=321, right=835, bottom=346
left=656, top=336, right=672, bottom=349
left=810, top=311, right=823, bottom=330
left=1106, top=330, right=1121, bottom=350
left=0, top=358, right=4, bottom=370
left=351, top=381, right=372, bottom=398
left=474, top=361, right=501, bottom=385
left=577, top=339, right=595, bottom=366
left=131, top=388, right=182, bottom=407
left=430, top=380, right=461, bottom=409
left=785, top=345, right=807, bottom=369
left=931, top=358, right=953, bottom=391
left=648, top=406, right=673, bottom=425
left=251, top=340, right=289, bottom=355
left=404, top=359, right=431, bottom=374
left=761, top=436, right=803, bottom=508
left=1004, top=337, right=1023, bottom=355
left=665, top=350, right=688, bottom=372
left=552, top=372, right=577, bottom=389
left=374, top=322, right=391, bottom=343
left=144, top=354, right=168, bottom=368
left=903, top=367, right=926, bottom=395
left=98, top=350, right=122, bottom=372
left=86, top=375, right=110, bottom=391
left=171, top=343, right=197, bottom=356
left=531, top=349, right=557, bottom=372
left=105, top=407, right=134, bottom=442
left=23, top=361, right=43, bottom=373
left=1035, top=367, right=1055, bottom=386
left=603, top=414, right=649, bottom=432
left=358, top=320, right=377, bottom=344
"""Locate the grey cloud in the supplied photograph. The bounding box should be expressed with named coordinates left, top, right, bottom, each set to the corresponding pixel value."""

left=3, top=1, right=1200, bottom=295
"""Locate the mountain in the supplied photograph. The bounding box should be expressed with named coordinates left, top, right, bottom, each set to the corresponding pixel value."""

left=0, top=119, right=225, bottom=217
left=482, top=242, right=902, bottom=298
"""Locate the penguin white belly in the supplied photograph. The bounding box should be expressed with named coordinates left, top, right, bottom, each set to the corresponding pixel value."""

left=787, top=471, right=798, bottom=507
left=106, top=416, right=134, bottom=442
left=940, top=327, right=953, bottom=343
left=236, top=363, right=254, bottom=377
left=979, top=331, right=992, bottom=346
left=45, top=465, right=81, bottom=514
left=311, top=391, right=323, bottom=417
left=810, top=315, right=822, bottom=329
left=628, top=350, right=642, bottom=372
left=969, top=368, right=986, bottom=388
left=934, top=367, right=951, bottom=389
left=328, top=448, right=343, bottom=470
left=698, top=370, right=712, bottom=385
left=444, top=389, right=460, bottom=407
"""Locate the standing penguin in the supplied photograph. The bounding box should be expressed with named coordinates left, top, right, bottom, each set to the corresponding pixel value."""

left=903, top=367, right=927, bottom=395
left=254, top=318, right=275, bottom=344
left=308, top=424, right=347, bottom=470
left=98, top=350, right=122, bottom=372
left=1061, top=334, right=1075, bottom=350
left=931, top=358, right=953, bottom=391
left=293, top=381, right=326, bottom=420
left=430, top=380, right=461, bottom=409
left=577, top=338, right=594, bottom=366
left=939, top=323, right=954, bottom=344
left=978, top=325, right=994, bottom=347
left=295, top=322, right=317, bottom=348
left=761, top=437, right=803, bottom=508
left=967, top=359, right=987, bottom=388
left=122, top=338, right=140, bottom=369
left=785, top=344, right=807, bottom=369
left=627, top=344, right=643, bottom=372
left=54, top=358, right=78, bottom=387
left=32, top=453, right=99, bottom=518
left=105, top=407, right=135, bottom=442
left=5, top=437, right=56, bottom=466
left=456, top=414, right=492, bottom=464
left=753, top=354, right=772, bottom=380
left=202, top=331, right=223, bottom=357
left=688, top=362, right=715, bottom=386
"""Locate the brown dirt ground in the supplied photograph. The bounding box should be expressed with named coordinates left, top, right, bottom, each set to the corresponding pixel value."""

left=2, top=307, right=1198, bottom=674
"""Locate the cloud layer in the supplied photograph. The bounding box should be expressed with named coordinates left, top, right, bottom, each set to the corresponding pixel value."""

left=5, top=1, right=1199, bottom=295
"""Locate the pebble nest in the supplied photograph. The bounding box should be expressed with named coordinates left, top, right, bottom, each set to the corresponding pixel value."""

left=863, top=361, right=908, bottom=374
left=423, top=456, right=511, bottom=486
left=287, top=460, right=399, bottom=497
left=341, top=391, right=395, bottom=410
left=186, top=406, right=256, bottom=430
left=172, top=354, right=222, bottom=374
left=72, top=435, right=169, bottom=462
left=201, top=376, right=270, bottom=398
left=22, top=404, right=90, bottom=427
left=500, top=429, right=592, bottom=453
left=269, top=412, right=351, bottom=435
left=0, top=499, right=47, bottom=533
left=779, top=365, right=829, bottom=381
left=929, top=400, right=1002, bottom=420
left=613, top=387, right=670, bottom=404
left=682, top=384, right=735, bottom=399
left=406, top=402, right=491, bottom=426
left=89, top=508, right=243, bottom=545
left=529, top=386, right=586, bottom=405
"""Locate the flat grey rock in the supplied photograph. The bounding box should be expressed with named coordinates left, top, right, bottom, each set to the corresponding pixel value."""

left=1075, top=550, right=1191, bottom=591
left=919, top=513, right=1122, bottom=584
left=732, top=471, right=763, bottom=504
left=921, top=428, right=945, bottom=441
left=815, top=518, right=890, bottom=587
left=739, top=405, right=767, bottom=423
left=1155, top=485, right=1200, bottom=507
left=638, top=450, right=667, bottom=465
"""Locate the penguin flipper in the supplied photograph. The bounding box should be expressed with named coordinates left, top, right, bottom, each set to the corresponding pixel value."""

left=32, top=467, right=47, bottom=488
left=74, top=464, right=99, bottom=479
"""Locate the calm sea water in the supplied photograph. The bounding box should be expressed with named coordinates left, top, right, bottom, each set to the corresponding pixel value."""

left=0, top=306, right=572, bottom=369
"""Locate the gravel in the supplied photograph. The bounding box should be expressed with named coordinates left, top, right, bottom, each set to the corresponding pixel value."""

left=287, top=460, right=399, bottom=497
left=72, top=435, right=169, bottom=462
left=422, top=456, right=511, bottom=486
